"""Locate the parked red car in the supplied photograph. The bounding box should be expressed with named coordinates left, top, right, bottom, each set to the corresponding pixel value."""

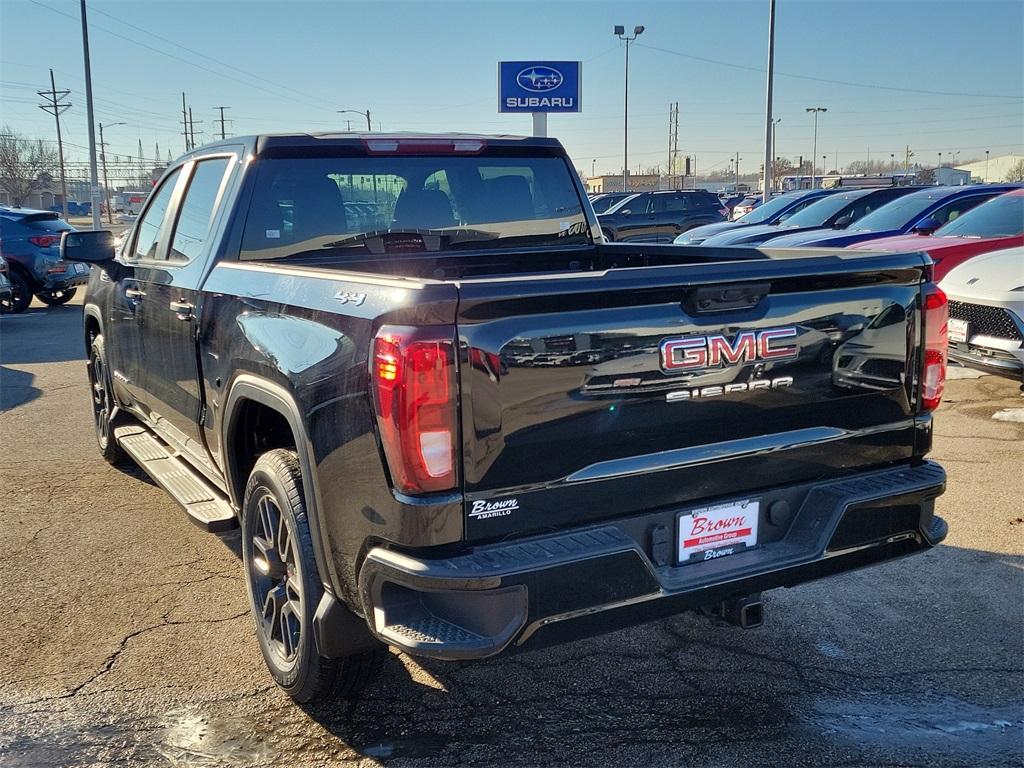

left=848, top=188, right=1024, bottom=281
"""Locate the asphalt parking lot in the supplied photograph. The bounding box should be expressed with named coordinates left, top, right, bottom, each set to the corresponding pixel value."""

left=1, top=298, right=1022, bottom=768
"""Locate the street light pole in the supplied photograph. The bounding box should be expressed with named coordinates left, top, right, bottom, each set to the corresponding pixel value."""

left=338, top=109, right=372, bottom=131
left=615, top=24, right=644, bottom=193
left=985, top=149, right=990, bottom=182
left=806, top=107, right=826, bottom=189
left=761, top=0, right=776, bottom=200
left=98, top=121, right=124, bottom=225
left=79, top=0, right=102, bottom=230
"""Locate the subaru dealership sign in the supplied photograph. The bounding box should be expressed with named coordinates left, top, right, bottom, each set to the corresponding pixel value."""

left=499, top=61, right=581, bottom=113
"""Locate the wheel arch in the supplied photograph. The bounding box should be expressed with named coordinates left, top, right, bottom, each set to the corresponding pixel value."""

left=222, top=374, right=339, bottom=595
left=83, top=304, right=103, bottom=351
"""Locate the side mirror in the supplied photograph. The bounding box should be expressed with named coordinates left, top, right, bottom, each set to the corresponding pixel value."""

left=912, top=216, right=940, bottom=235
left=61, top=230, right=116, bottom=264
left=833, top=214, right=853, bottom=229
left=620, top=208, right=632, bottom=217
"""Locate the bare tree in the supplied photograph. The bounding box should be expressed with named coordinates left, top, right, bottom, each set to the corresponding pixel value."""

left=0, top=125, right=57, bottom=207
left=1005, top=159, right=1024, bottom=182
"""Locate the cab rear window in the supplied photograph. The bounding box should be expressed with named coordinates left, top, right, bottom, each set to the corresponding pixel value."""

left=239, top=153, right=588, bottom=260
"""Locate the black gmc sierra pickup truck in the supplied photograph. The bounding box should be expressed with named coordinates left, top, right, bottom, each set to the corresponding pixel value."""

left=63, top=133, right=949, bottom=702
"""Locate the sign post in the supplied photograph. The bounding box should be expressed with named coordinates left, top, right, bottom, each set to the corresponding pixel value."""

left=499, top=61, right=581, bottom=138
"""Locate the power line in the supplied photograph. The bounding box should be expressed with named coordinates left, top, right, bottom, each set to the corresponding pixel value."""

left=635, top=42, right=1024, bottom=101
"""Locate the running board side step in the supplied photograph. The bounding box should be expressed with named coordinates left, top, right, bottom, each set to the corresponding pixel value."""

left=114, top=424, right=238, bottom=533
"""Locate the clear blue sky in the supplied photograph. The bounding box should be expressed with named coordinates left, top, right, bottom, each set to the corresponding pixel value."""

left=1, top=0, right=1022, bottom=178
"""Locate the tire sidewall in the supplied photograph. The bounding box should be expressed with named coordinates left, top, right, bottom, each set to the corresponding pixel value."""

left=88, top=335, right=121, bottom=461
left=36, top=287, right=77, bottom=306
left=241, top=453, right=325, bottom=696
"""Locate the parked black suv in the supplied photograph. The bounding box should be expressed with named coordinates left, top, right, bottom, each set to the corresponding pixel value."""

left=598, top=190, right=727, bottom=243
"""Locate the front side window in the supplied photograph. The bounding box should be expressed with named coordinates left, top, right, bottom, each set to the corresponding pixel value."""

left=132, top=168, right=182, bottom=260
left=240, top=153, right=588, bottom=260
left=783, top=193, right=860, bottom=227
left=169, top=158, right=231, bottom=262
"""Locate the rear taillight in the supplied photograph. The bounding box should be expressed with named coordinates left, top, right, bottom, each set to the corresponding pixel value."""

left=29, top=235, right=61, bottom=248
left=372, top=326, right=457, bottom=494
left=921, top=286, right=948, bottom=412
left=363, top=138, right=485, bottom=155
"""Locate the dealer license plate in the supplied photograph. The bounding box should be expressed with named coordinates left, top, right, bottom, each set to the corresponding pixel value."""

left=948, top=318, right=969, bottom=344
left=678, top=498, right=759, bottom=564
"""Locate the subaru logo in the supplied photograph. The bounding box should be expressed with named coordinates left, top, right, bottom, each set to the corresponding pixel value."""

left=517, top=66, right=563, bottom=93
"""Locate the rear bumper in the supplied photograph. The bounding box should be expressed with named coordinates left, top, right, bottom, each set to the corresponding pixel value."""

left=354, top=461, right=946, bottom=660
left=42, top=263, right=90, bottom=290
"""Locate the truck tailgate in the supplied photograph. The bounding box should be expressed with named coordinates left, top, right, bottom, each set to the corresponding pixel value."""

left=456, top=249, right=930, bottom=541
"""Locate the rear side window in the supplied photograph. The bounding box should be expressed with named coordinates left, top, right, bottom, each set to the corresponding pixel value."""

left=169, top=158, right=231, bottom=262
left=132, top=168, right=182, bottom=260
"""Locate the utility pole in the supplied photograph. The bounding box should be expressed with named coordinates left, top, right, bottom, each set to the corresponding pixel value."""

left=797, top=154, right=803, bottom=189
left=806, top=107, right=826, bottom=189
left=904, top=145, right=913, bottom=177
left=188, top=107, right=196, bottom=150
left=181, top=92, right=189, bottom=151
left=666, top=102, right=679, bottom=187
left=985, top=149, right=990, bottom=182
left=214, top=105, right=231, bottom=140
left=761, top=0, right=777, bottom=200
left=37, top=69, right=71, bottom=221
left=735, top=152, right=741, bottom=192
left=615, top=24, right=645, bottom=193
left=80, top=0, right=102, bottom=230
left=890, top=153, right=895, bottom=175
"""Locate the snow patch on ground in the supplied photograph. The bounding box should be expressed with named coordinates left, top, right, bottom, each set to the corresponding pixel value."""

left=992, top=408, right=1024, bottom=423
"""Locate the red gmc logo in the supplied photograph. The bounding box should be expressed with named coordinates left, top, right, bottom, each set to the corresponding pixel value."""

left=660, top=328, right=799, bottom=372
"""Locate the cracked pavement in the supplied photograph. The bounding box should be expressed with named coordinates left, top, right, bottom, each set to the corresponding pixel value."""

left=1, top=299, right=1022, bottom=767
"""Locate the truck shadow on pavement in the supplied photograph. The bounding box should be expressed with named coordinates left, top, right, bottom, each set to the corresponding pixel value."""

left=284, top=545, right=1023, bottom=767
left=1, top=304, right=87, bottom=411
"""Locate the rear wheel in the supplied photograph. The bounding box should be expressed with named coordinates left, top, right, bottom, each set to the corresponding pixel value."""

left=1, top=271, right=32, bottom=314
left=242, top=449, right=380, bottom=702
left=36, top=287, right=77, bottom=306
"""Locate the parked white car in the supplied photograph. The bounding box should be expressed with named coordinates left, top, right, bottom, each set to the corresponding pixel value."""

left=940, top=246, right=1024, bottom=381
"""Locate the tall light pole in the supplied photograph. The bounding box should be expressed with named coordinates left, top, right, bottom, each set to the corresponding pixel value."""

left=806, top=107, right=827, bottom=189
left=98, top=121, right=124, bottom=225
left=80, top=0, right=101, bottom=230
left=985, top=149, right=990, bottom=182
left=890, top=153, right=895, bottom=175
left=592, top=158, right=596, bottom=178
left=770, top=118, right=781, bottom=191
left=338, top=109, right=372, bottom=131
left=615, top=24, right=644, bottom=193
left=761, top=0, right=777, bottom=200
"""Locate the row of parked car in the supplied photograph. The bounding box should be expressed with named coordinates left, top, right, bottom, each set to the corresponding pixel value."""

left=589, top=185, right=1024, bottom=382
left=0, top=206, right=90, bottom=313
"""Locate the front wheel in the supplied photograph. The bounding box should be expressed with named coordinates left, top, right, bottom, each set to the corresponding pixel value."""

left=87, top=335, right=125, bottom=464
left=242, top=449, right=380, bottom=702
left=36, top=287, right=77, bottom=306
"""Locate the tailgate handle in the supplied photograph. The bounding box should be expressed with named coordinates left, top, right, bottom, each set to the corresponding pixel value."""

left=685, top=282, right=770, bottom=314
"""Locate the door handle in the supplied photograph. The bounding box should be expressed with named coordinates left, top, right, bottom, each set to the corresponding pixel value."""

left=169, top=300, right=194, bottom=321
left=124, top=287, right=145, bottom=299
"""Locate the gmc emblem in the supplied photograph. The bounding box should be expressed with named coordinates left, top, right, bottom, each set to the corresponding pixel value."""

left=660, top=328, right=799, bottom=372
